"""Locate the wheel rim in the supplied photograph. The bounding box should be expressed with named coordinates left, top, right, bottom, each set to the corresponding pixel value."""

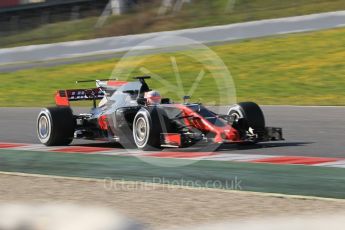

left=230, top=111, right=241, bottom=121
left=38, top=115, right=50, bottom=139
left=134, top=117, right=148, bottom=145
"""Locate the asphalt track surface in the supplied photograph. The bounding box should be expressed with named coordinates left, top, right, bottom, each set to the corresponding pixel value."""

left=0, top=106, right=344, bottom=158
left=1, top=10, right=345, bottom=72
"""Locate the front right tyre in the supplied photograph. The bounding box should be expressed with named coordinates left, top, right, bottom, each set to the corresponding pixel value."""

left=228, top=102, right=265, bottom=131
left=228, top=102, right=266, bottom=144
left=37, top=107, right=75, bottom=146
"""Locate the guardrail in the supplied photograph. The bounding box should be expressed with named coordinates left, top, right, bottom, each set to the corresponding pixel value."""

left=0, top=0, right=97, bottom=13
left=0, top=0, right=109, bottom=33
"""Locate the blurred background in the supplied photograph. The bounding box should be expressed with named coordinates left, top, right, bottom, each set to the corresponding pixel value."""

left=1, top=0, right=345, bottom=107
left=1, top=0, right=345, bottom=47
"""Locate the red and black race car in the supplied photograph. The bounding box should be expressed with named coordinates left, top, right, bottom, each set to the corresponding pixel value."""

left=37, top=76, right=283, bottom=150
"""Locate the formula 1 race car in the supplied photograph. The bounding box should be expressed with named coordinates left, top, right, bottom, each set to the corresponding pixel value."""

left=37, top=76, right=283, bottom=150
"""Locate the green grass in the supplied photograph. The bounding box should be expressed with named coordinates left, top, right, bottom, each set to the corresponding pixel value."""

left=1, top=0, right=345, bottom=48
left=1, top=27, right=345, bottom=106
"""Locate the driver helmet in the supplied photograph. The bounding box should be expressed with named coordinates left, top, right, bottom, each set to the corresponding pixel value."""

left=144, top=90, right=161, bottom=105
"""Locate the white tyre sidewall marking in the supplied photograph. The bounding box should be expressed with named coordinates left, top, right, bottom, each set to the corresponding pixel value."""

left=133, top=112, right=150, bottom=149
left=228, top=104, right=244, bottom=120
left=37, top=110, right=52, bottom=144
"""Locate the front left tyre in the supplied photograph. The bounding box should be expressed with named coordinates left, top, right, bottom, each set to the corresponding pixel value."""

left=37, top=107, right=75, bottom=146
left=132, top=107, right=171, bottom=151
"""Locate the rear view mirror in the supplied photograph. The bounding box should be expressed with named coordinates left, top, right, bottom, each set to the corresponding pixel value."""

left=137, top=98, right=147, bottom=105
left=161, top=98, right=171, bottom=104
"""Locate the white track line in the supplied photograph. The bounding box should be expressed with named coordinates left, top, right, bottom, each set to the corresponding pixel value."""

left=12, top=145, right=60, bottom=152
left=313, top=160, right=345, bottom=167
left=199, top=153, right=277, bottom=162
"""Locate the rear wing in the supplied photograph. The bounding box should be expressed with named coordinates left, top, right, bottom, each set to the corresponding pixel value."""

left=55, top=88, right=104, bottom=106
left=55, top=80, right=128, bottom=106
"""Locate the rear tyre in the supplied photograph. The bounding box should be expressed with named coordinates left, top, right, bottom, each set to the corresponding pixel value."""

left=228, top=102, right=265, bottom=143
left=133, top=107, right=170, bottom=151
left=37, top=107, right=75, bottom=146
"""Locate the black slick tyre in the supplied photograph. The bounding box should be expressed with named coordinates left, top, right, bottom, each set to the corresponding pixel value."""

left=37, top=107, right=75, bottom=146
left=132, top=107, right=170, bottom=151
left=228, top=102, right=266, bottom=143
left=228, top=102, right=265, bottom=131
